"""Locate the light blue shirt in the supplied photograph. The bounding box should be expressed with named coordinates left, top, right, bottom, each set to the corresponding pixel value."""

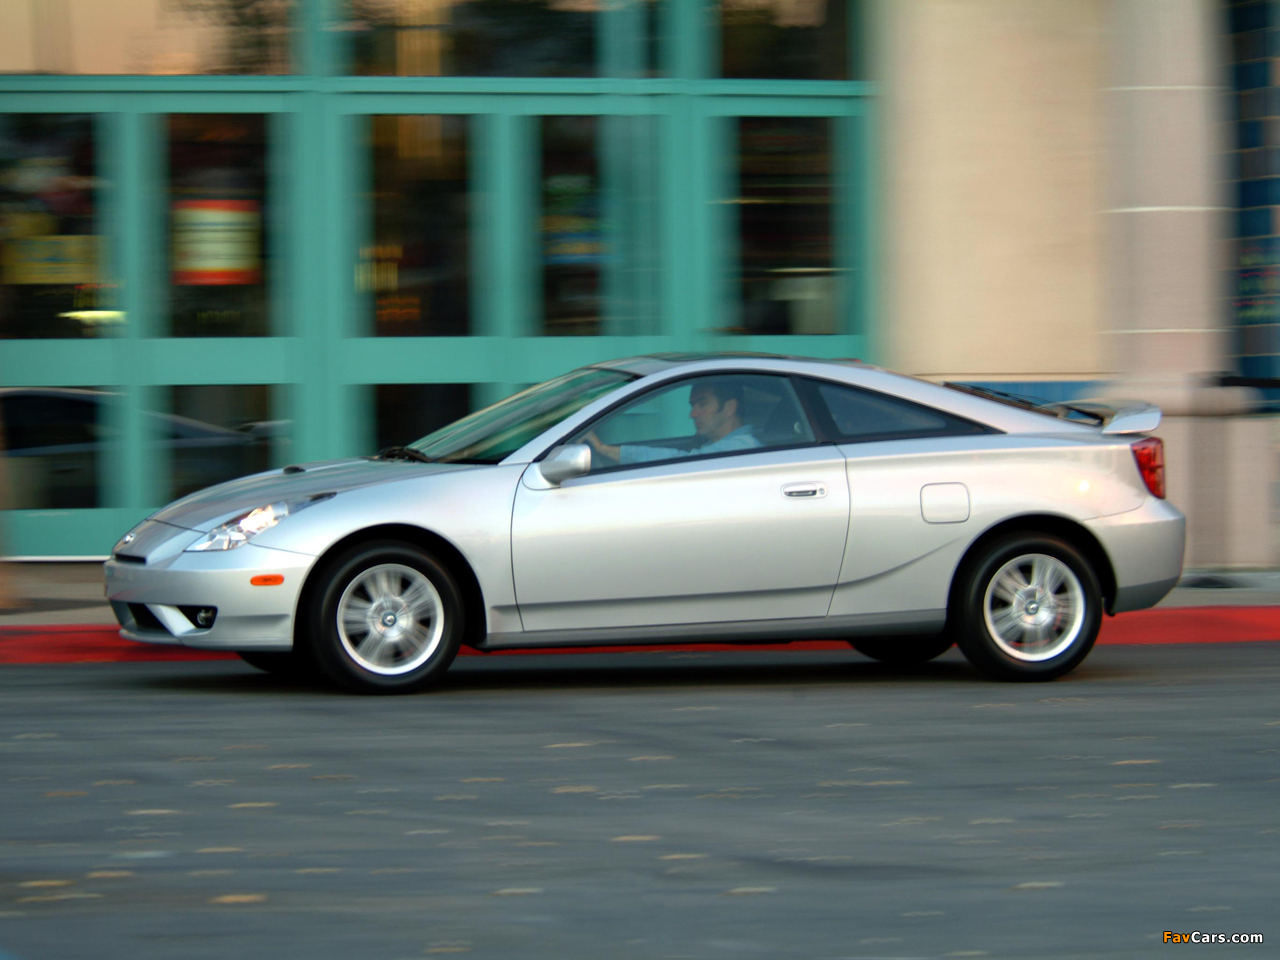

left=618, top=425, right=762, bottom=465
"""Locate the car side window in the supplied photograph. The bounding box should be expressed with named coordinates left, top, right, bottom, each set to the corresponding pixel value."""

left=1, top=395, right=99, bottom=451
left=803, top=379, right=990, bottom=443
left=569, top=373, right=817, bottom=471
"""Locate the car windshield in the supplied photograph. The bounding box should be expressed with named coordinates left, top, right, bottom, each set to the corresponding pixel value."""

left=407, top=368, right=636, bottom=464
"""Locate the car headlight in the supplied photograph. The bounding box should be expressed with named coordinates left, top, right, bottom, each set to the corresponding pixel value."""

left=184, top=493, right=335, bottom=552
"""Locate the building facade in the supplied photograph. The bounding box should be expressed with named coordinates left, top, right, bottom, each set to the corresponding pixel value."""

left=0, top=0, right=873, bottom=556
left=0, top=0, right=1273, bottom=563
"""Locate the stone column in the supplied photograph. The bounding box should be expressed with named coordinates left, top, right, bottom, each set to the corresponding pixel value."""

left=1105, top=0, right=1230, bottom=387
left=1104, top=0, right=1274, bottom=566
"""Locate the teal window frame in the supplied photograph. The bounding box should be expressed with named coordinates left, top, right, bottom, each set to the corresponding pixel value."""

left=0, top=0, right=877, bottom=558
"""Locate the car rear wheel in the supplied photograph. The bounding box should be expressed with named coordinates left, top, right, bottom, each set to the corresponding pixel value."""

left=303, top=541, right=464, bottom=694
left=849, top=634, right=953, bottom=665
left=952, top=533, right=1102, bottom=682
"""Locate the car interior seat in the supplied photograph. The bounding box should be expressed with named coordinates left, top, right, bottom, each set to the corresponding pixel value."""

left=753, top=394, right=811, bottom=445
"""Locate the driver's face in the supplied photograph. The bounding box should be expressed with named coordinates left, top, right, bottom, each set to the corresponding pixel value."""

left=689, top=385, right=734, bottom=439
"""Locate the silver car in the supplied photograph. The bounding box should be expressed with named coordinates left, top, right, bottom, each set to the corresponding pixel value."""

left=104, top=354, right=1185, bottom=692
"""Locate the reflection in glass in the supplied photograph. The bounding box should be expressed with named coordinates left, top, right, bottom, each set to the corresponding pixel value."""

left=542, top=116, right=602, bottom=335
left=731, top=117, right=838, bottom=335
left=720, top=0, right=851, bottom=80
left=167, top=114, right=270, bottom=337
left=375, top=383, right=471, bottom=452
left=540, top=115, right=660, bottom=336
left=0, top=115, right=113, bottom=340
left=365, top=116, right=471, bottom=337
left=168, top=384, right=283, bottom=499
left=409, top=369, right=631, bottom=463
left=0, top=0, right=294, bottom=75
left=0, top=386, right=110, bottom=508
left=343, top=0, right=660, bottom=78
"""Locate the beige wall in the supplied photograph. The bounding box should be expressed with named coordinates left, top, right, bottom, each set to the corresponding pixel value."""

left=878, top=0, right=1107, bottom=380
left=0, top=0, right=218, bottom=75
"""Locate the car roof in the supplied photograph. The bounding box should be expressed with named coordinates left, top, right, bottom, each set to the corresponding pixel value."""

left=0, top=386, right=252, bottom=440
left=0, top=386, right=108, bottom=401
left=588, top=352, right=869, bottom=378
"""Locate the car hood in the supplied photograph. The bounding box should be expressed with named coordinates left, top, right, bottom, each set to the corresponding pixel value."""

left=150, top=458, right=481, bottom=532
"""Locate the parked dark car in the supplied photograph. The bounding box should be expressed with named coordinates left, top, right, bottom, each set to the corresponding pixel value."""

left=0, top=387, right=282, bottom=509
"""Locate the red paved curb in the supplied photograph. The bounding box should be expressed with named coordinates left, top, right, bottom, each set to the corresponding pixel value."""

left=0, top=627, right=238, bottom=664
left=1095, top=606, right=1280, bottom=645
left=1, top=606, right=1278, bottom=665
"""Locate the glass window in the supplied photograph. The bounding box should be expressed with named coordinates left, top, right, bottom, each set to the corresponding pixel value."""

left=542, top=115, right=602, bottom=335
left=0, top=115, right=114, bottom=340
left=730, top=117, right=838, bottom=335
left=570, top=373, right=815, bottom=470
left=540, top=115, right=661, bottom=335
left=0, top=386, right=111, bottom=508
left=803, top=379, right=989, bottom=442
left=342, top=0, right=660, bottom=78
left=0, top=0, right=295, bottom=75
left=409, top=368, right=632, bottom=463
left=167, top=115, right=270, bottom=337
left=363, top=115, right=471, bottom=337
left=167, top=385, right=283, bottom=499
left=375, top=383, right=472, bottom=452
left=720, top=0, right=852, bottom=80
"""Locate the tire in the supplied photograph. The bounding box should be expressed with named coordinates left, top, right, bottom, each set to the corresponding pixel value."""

left=301, top=541, right=465, bottom=694
left=849, top=634, right=953, bottom=665
left=235, top=650, right=308, bottom=676
left=952, top=533, right=1102, bottom=682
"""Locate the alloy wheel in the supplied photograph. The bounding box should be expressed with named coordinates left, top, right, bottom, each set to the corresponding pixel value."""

left=335, top=563, right=445, bottom=675
left=981, top=553, right=1086, bottom=662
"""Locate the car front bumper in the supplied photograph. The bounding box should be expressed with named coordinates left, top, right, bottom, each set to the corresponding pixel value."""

left=104, top=522, right=316, bottom=651
left=1085, top=496, right=1187, bottom=615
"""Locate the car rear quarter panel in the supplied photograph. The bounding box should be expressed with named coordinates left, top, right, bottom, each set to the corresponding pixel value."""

left=1085, top=498, right=1185, bottom=612
left=830, top=435, right=1147, bottom=617
left=248, top=464, right=527, bottom=634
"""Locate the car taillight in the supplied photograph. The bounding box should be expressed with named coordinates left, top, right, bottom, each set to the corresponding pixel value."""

left=1131, top=437, right=1165, bottom=499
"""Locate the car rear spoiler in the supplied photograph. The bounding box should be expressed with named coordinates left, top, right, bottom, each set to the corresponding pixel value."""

left=1056, top=399, right=1162, bottom=434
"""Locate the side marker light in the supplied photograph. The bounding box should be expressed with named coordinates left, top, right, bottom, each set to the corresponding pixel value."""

left=250, top=575, right=285, bottom=586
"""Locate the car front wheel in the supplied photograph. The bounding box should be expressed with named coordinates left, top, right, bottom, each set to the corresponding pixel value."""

left=303, top=541, right=464, bottom=694
left=952, top=534, right=1102, bottom=682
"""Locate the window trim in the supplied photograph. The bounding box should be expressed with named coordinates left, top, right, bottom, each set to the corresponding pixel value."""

left=794, top=375, right=1002, bottom=445
left=537, top=368, right=828, bottom=474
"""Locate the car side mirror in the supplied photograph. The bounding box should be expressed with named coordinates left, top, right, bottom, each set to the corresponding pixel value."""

left=539, top=444, right=592, bottom=486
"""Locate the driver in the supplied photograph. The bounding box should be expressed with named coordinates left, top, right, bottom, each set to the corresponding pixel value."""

left=584, top=379, right=761, bottom=465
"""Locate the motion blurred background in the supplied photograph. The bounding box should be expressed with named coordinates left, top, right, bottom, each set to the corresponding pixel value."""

left=0, top=0, right=1274, bottom=566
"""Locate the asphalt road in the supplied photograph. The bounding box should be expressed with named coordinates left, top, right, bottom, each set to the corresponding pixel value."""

left=1, top=644, right=1277, bottom=960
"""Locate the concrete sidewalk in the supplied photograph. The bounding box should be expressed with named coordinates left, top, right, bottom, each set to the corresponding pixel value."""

left=2, top=561, right=1280, bottom=630
left=0, top=562, right=118, bottom=626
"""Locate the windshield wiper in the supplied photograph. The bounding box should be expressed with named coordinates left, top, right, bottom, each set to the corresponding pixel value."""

left=370, top=445, right=434, bottom=463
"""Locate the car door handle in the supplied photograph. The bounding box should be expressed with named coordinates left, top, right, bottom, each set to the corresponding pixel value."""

left=782, top=482, right=826, bottom=499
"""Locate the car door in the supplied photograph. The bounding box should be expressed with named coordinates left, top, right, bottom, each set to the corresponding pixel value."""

left=510, top=373, right=851, bottom=633
left=793, top=377, right=996, bottom=621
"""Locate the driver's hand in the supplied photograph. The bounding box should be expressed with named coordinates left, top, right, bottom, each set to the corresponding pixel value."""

left=584, top=431, right=619, bottom=463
